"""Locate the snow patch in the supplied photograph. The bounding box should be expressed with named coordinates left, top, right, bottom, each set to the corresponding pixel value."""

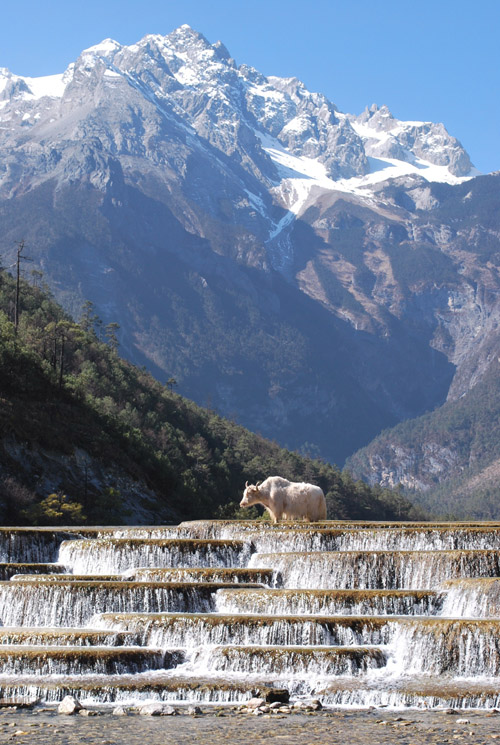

left=0, top=68, right=67, bottom=100
left=349, top=118, right=390, bottom=143
left=257, top=125, right=478, bottom=243
left=173, top=65, right=201, bottom=86
left=244, top=189, right=267, bottom=216
left=259, top=129, right=477, bottom=208
left=82, top=38, right=122, bottom=58
left=247, top=84, right=285, bottom=102
left=24, top=74, right=66, bottom=99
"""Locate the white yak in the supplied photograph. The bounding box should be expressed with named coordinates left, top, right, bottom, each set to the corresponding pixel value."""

left=240, top=476, right=327, bottom=523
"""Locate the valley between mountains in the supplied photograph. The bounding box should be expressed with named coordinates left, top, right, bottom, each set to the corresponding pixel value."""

left=1, top=25, right=499, bottom=517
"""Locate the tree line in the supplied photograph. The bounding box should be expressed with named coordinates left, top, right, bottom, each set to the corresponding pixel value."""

left=0, top=260, right=422, bottom=525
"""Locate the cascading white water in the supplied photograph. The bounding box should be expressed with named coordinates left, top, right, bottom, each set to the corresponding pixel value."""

left=0, top=675, right=260, bottom=706
left=10, top=574, right=124, bottom=582
left=0, top=521, right=500, bottom=708
left=0, top=530, right=77, bottom=563
left=249, top=550, right=500, bottom=589
left=440, top=578, right=500, bottom=618
left=385, top=618, right=500, bottom=677
left=255, top=527, right=500, bottom=553
left=0, top=629, right=141, bottom=646
left=175, top=522, right=500, bottom=551
left=317, top=682, right=500, bottom=710
left=215, top=588, right=441, bottom=616
left=0, top=582, right=233, bottom=626
left=125, top=567, right=274, bottom=584
left=188, top=644, right=387, bottom=676
left=111, top=529, right=182, bottom=540
left=91, top=613, right=394, bottom=648
left=0, top=646, right=178, bottom=676
left=58, top=539, right=251, bottom=574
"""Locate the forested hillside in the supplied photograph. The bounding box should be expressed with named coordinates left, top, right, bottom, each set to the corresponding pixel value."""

left=347, top=363, right=500, bottom=519
left=0, top=268, right=419, bottom=525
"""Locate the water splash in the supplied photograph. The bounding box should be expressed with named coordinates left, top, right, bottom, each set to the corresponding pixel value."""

left=59, top=539, right=251, bottom=574
left=249, top=550, right=500, bottom=589
left=0, top=521, right=500, bottom=709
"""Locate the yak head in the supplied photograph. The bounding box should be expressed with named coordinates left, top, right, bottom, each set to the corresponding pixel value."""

left=240, top=481, right=262, bottom=508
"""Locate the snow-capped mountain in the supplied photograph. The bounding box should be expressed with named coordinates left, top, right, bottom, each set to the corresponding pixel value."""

left=0, top=25, right=497, bottom=483
left=0, top=26, right=475, bottom=213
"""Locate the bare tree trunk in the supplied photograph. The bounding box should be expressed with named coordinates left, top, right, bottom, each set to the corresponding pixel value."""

left=59, top=331, right=65, bottom=388
left=14, top=240, right=24, bottom=333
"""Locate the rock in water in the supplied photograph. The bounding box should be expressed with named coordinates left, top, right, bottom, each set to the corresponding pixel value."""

left=260, top=688, right=290, bottom=704
left=139, top=703, right=177, bottom=716
left=112, top=706, right=129, bottom=716
left=58, top=696, right=82, bottom=715
left=247, top=698, right=266, bottom=709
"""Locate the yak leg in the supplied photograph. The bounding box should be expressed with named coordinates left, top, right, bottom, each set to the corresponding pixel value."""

left=266, top=506, right=281, bottom=523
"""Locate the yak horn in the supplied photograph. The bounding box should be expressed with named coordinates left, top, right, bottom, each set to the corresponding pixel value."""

left=245, top=481, right=249, bottom=488
left=256, top=480, right=262, bottom=488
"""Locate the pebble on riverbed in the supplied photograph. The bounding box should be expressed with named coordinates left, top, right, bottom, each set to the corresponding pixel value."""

left=79, top=709, right=102, bottom=717
left=246, top=698, right=266, bottom=709
left=52, top=700, right=354, bottom=718
left=239, top=700, right=315, bottom=715
left=138, top=704, right=178, bottom=717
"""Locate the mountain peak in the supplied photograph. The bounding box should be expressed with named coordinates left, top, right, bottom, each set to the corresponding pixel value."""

left=165, top=24, right=212, bottom=51
left=212, top=39, right=232, bottom=62
left=80, top=38, right=122, bottom=60
left=0, top=25, right=477, bottom=196
left=358, top=103, right=396, bottom=129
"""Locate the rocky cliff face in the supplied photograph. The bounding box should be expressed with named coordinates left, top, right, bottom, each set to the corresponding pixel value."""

left=346, top=356, right=500, bottom=518
left=0, top=436, right=166, bottom=524
left=0, top=25, right=495, bottom=475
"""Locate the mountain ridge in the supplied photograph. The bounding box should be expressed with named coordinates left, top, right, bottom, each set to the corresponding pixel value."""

left=0, top=25, right=497, bottom=504
left=346, top=360, right=500, bottom=519
left=0, top=266, right=418, bottom=524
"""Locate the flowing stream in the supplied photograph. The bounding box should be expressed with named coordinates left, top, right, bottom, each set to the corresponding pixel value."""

left=0, top=521, right=499, bottom=708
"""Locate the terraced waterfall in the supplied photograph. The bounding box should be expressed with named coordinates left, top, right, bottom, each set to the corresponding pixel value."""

left=0, top=522, right=499, bottom=709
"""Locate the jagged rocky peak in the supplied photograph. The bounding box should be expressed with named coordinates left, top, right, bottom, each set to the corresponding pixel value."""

left=358, top=103, right=396, bottom=131
left=132, top=25, right=238, bottom=84
left=77, top=25, right=220, bottom=71
left=79, top=38, right=123, bottom=62
left=0, top=70, right=31, bottom=101
left=66, top=39, right=123, bottom=90
left=350, top=103, right=473, bottom=177
left=245, top=74, right=368, bottom=179
left=165, top=23, right=215, bottom=53
left=71, top=25, right=234, bottom=86
left=0, top=25, right=476, bottom=186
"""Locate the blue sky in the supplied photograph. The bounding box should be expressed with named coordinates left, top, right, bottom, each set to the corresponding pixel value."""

left=1, top=0, right=498, bottom=172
